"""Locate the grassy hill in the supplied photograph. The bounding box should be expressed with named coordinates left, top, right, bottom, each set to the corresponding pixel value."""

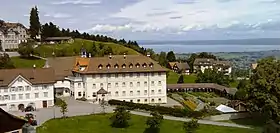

left=35, top=39, right=139, bottom=57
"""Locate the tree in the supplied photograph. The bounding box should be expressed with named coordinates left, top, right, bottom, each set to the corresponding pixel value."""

left=0, top=53, right=15, bottom=69
left=110, top=106, right=131, bottom=128
left=183, top=119, right=199, bottom=133
left=195, top=69, right=230, bottom=86
left=0, top=40, right=2, bottom=51
left=17, top=40, right=36, bottom=58
left=145, top=111, right=163, bottom=133
left=29, top=6, right=40, bottom=39
left=166, top=51, right=176, bottom=62
left=158, top=52, right=168, bottom=67
left=177, top=74, right=184, bottom=84
left=245, top=57, right=280, bottom=122
left=59, top=100, right=68, bottom=118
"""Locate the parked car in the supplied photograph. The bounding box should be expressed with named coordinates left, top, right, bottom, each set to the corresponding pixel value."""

left=25, top=106, right=35, bottom=112
left=25, top=113, right=38, bottom=126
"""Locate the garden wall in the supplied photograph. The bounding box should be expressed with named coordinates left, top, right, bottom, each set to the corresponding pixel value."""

left=203, top=112, right=251, bottom=121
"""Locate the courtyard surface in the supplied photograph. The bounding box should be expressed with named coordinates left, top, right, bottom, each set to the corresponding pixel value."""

left=8, top=97, right=254, bottom=130
left=37, top=114, right=259, bottom=133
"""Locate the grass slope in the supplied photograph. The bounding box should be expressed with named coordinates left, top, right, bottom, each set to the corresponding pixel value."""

left=11, top=57, right=45, bottom=68
left=37, top=114, right=258, bottom=133
left=35, top=39, right=139, bottom=57
left=167, top=71, right=197, bottom=84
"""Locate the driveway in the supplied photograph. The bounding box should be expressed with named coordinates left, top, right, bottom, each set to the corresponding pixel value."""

left=9, top=97, right=250, bottom=129
left=9, top=97, right=114, bottom=126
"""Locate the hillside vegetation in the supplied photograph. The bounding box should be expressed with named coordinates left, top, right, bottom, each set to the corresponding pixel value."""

left=35, top=39, right=139, bottom=57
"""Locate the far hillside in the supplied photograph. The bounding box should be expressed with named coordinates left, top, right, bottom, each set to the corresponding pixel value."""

left=35, top=39, right=139, bottom=57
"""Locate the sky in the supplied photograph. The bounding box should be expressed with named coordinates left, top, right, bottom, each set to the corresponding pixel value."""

left=0, top=0, right=280, bottom=40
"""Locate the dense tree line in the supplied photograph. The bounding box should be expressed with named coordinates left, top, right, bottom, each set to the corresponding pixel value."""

left=195, top=69, right=230, bottom=87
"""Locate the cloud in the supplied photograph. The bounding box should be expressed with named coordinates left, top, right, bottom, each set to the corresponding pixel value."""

left=169, top=16, right=182, bottom=19
left=51, top=0, right=101, bottom=5
left=44, top=13, right=72, bottom=18
left=88, top=24, right=133, bottom=32
left=146, top=11, right=177, bottom=17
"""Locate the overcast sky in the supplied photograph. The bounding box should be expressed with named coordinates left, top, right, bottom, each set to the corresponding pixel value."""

left=0, top=0, right=280, bottom=40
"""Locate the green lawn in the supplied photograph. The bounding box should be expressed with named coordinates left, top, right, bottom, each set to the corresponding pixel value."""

left=37, top=114, right=259, bottom=133
left=35, top=39, right=139, bottom=57
left=11, top=57, right=45, bottom=68
left=229, top=80, right=239, bottom=88
left=167, top=71, right=197, bottom=84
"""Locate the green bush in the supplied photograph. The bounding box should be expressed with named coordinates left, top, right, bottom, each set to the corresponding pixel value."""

left=54, top=97, right=63, bottom=106
left=108, top=100, right=195, bottom=117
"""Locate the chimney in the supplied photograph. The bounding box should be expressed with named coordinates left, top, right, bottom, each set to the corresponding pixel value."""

left=123, top=53, right=126, bottom=59
left=88, top=53, right=92, bottom=58
left=109, top=53, right=112, bottom=59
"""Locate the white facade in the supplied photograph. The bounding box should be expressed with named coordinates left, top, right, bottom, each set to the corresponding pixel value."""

left=66, top=71, right=167, bottom=104
left=0, top=75, right=54, bottom=111
left=194, top=65, right=232, bottom=75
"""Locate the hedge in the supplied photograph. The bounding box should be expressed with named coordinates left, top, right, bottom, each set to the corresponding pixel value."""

left=108, top=100, right=205, bottom=118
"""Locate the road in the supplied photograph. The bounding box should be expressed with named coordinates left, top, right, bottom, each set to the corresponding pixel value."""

left=9, top=97, right=250, bottom=129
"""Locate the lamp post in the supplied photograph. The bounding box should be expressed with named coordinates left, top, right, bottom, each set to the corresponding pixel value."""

left=53, top=105, right=56, bottom=119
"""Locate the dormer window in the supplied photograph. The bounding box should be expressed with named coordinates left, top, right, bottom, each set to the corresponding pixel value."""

left=142, top=63, right=147, bottom=68
left=106, top=64, right=111, bottom=69
left=114, top=64, right=119, bottom=69
left=98, top=64, right=103, bottom=69
left=122, top=64, right=126, bottom=69
left=129, top=63, right=133, bottom=68
left=136, top=63, right=140, bottom=68
left=149, top=63, right=154, bottom=68
left=18, top=77, right=22, bottom=82
left=79, top=66, right=86, bottom=71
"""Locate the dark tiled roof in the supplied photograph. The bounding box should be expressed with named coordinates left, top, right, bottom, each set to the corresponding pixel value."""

left=45, top=37, right=73, bottom=41
left=47, top=56, right=78, bottom=80
left=193, top=58, right=215, bottom=65
left=0, top=68, right=56, bottom=87
left=176, top=62, right=190, bottom=70
left=97, top=88, right=108, bottom=94
left=0, top=108, right=27, bottom=133
left=167, top=83, right=237, bottom=95
left=73, top=55, right=168, bottom=74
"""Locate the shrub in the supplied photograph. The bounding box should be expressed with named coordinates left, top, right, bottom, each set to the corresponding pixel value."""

left=110, top=106, right=131, bottom=128
left=183, top=119, right=199, bottom=133
left=54, top=97, right=63, bottom=106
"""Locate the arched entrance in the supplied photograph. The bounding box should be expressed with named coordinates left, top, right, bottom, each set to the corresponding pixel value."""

left=18, top=104, right=25, bottom=111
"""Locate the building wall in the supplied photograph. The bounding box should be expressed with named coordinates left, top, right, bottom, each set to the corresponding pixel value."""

left=54, top=80, right=71, bottom=97
left=0, top=25, right=28, bottom=51
left=71, top=72, right=167, bottom=104
left=194, top=65, right=232, bottom=75
left=0, top=77, right=54, bottom=112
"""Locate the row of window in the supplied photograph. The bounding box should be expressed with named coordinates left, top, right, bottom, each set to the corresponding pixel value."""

left=92, top=72, right=163, bottom=79
left=91, top=81, right=163, bottom=89
left=128, top=98, right=162, bottom=103
left=0, top=92, right=49, bottom=101
left=98, top=62, right=154, bottom=70
left=0, top=85, right=49, bottom=93
left=78, top=89, right=163, bottom=97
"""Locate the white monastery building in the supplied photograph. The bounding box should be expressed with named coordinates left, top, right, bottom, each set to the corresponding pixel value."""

left=0, top=68, right=55, bottom=111
left=193, top=58, right=232, bottom=75
left=47, top=53, right=168, bottom=104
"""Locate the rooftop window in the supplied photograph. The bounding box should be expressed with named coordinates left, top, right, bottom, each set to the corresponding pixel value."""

left=98, top=64, right=103, bottom=69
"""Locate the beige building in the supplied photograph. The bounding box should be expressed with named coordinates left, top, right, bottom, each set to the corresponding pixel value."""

left=193, top=58, right=232, bottom=75
left=47, top=54, right=168, bottom=104
left=0, top=22, right=29, bottom=51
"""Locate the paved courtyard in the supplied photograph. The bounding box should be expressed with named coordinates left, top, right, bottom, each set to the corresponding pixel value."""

left=8, top=97, right=250, bottom=129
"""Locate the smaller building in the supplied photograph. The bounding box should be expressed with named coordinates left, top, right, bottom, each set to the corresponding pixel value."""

left=193, top=58, right=232, bottom=75
left=168, top=62, right=190, bottom=75
left=227, top=100, right=247, bottom=112
left=0, top=68, right=56, bottom=111
left=0, top=108, right=27, bottom=133
left=44, top=37, right=74, bottom=44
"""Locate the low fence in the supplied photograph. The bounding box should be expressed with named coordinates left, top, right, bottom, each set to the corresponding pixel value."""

left=203, top=112, right=251, bottom=121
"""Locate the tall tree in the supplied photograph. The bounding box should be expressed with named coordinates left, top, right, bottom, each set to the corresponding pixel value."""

left=245, top=57, right=280, bottom=122
left=183, top=119, right=199, bottom=133
left=59, top=100, right=68, bottom=118
left=166, top=51, right=176, bottom=62
left=29, top=6, right=41, bottom=39
left=158, top=52, right=168, bottom=67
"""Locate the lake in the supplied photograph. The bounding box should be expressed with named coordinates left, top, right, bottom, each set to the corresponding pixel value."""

left=140, top=44, right=280, bottom=53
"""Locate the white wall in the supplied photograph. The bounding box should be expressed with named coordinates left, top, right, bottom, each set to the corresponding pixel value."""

left=72, top=72, right=167, bottom=104
left=0, top=76, right=54, bottom=111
